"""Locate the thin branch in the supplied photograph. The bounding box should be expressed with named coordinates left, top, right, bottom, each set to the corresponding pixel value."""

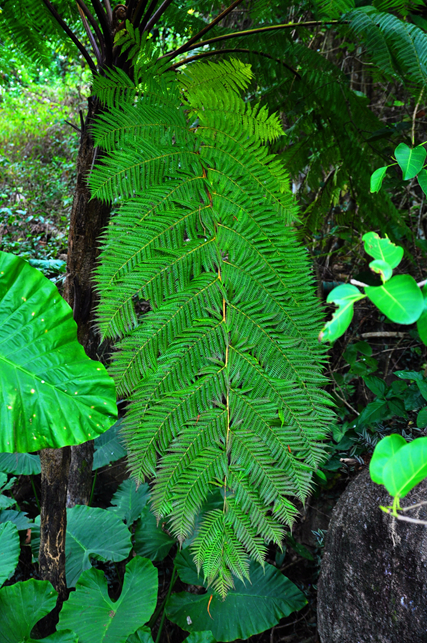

left=143, top=0, right=175, bottom=33
left=162, top=20, right=340, bottom=61
left=40, top=0, right=96, bottom=71
left=76, top=4, right=102, bottom=66
left=138, top=0, right=158, bottom=32
left=418, top=279, right=427, bottom=288
left=167, top=47, right=300, bottom=78
left=89, top=0, right=110, bottom=36
left=171, top=0, right=245, bottom=58
left=350, top=278, right=368, bottom=288
left=104, top=0, right=113, bottom=24
left=76, top=0, right=104, bottom=45
left=381, top=507, right=427, bottom=525
left=133, top=0, right=149, bottom=26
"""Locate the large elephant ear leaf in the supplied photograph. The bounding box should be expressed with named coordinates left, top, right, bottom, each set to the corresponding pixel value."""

left=0, top=252, right=117, bottom=452
left=58, top=557, right=158, bottom=643
left=0, top=521, right=20, bottom=586
left=167, top=556, right=307, bottom=642
left=0, top=578, right=57, bottom=643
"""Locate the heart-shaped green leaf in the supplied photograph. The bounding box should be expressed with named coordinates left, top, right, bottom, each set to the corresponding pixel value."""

left=381, top=436, right=427, bottom=498
left=369, top=434, right=406, bottom=486
left=418, top=167, right=427, bottom=196
left=167, top=558, right=307, bottom=642
left=395, top=142, right=426, bottom=180
left=0, top=522, right=20, bottom=586
left=0, top=252, right=118, bottom=452
left=365, top=275, right=423, bottom=324
left=134, top=506, right=176, bottom=561
left=319, top=284, right=365, bottom=343
left=362, top=232, right=404, bottom=269
left=66, top=505, right=132, bottom=588
left=108, top=479, right=150, bottom=525
left=370, top=166, right=387, bottom=193
left=369, top=259, right=392, bottom=283
left=0, top=579, right=57, bottom=643
left=58, top=557, right=158, bottom=643
left=0, top=453, right=41, bottom=475
left=93, top=420, right=127, bottom=470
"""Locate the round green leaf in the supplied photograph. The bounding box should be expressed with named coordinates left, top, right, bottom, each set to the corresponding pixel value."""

left=418, top=167, right=427, bottom=196
left=0, top=579, right=57, bottom=643
left=370, top=166, right=387, bottom=193
left=66, top=505, right=132, bottom=588
left=0, top=521, right=20, bottom=586
left=0, top=251, right=117, bottom=452
left=167, top=562, right=307, bottom=642
left=0, top=453, right=41, bottom=475
left=134, top=506, right=176, bottom=561
left=369, top=434, right=406, bottom=486
left=365, top=275, right=424, bottom=324
left=382, top=436, right=427, bottom=498
left=362, top=232, right=404, bottom=269
left=395, top=142, right=427, bottom=180
left=108, top=479, right=150, bottom=525
left=58, top=557, right=158, bottom=643
left=319, top=284, right=365, bottom=342
left=93, top=420, right=127, bottom=470
left=369, top=260, right=392, bottom=283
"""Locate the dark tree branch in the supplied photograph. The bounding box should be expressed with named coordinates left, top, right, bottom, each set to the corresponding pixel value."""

left=77, top=4, right=102, bottom=66
left=138, top=0, right=158, bottom=31
left=168, top=47, right=301, bottom=78
left=40, top=0, right=96, bottom=71
left=132, top=0, right=149, bottom=26
left=104, top=0, right=113, bottom=24
left=143, top=0, right=175, bottom=33
left=88, top=0, right=113, bottom=63
left=89, top=0, right=111, bottom=39
left=76, top=0, right=106, bottom=61
left=162, top=20, right=340, bottom=61
left=127, top=0, right=139, bottom=20
left=171, top=0, right=245, bottom=58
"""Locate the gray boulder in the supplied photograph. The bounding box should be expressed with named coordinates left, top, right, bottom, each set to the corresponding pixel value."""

left=317, top=467, right=427, bottom=643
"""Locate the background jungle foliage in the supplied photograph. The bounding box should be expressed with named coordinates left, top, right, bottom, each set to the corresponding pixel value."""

left=2, top=0, right=427, bottom=642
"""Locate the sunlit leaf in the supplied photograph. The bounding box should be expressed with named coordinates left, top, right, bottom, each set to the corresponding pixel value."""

left=369, top=259, right=392, bottom=282
left=370, top=166, right=387, bottom=193
left=365, top=275, right=423, bottom=324
left=362, top=232, right=403, bottom=269
left=319, top=284, right=365, bottom=342
left=369, top=434, right=406, bottom=486
left=382, top=437, right=427, bottom=498
left=395, top=142, right=426, bottom=180
left=417, top=167, right=427, bottom=196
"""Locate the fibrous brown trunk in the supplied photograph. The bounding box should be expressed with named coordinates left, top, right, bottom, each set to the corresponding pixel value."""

left=38, top=97, right=112, bottom=632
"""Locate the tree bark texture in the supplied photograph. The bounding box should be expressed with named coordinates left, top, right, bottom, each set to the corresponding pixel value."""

left=317, top=468, right=427, bottom=643
left=37, top=447, right=70, bottom=636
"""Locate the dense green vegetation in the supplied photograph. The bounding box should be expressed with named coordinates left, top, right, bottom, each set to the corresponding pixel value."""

left=2, top=1, right=427, bottom=642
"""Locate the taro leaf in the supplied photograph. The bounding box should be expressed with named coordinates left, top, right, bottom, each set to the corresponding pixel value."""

left=0, top=452, right=41, bottom=475
left=0, top=509, right=32, bottom=531
left=418, top=167, right=427, bottom=196
left=382, top=436, right=427, bottom=498
left=0, top=251, right=117, bottom=452
left=108, top=479, right=150, bottom=525
left=184, top=634, right=216, bottom=643
left=365, top=275, right=423, bottom=324
left=370, top=166, right=388, bottom=193
left=167, top=560, right=307, bottom=642
left=370, top=434, right=407, bottom=486
left=0, top=522, right=20, bottom=585
left=58, top=557, right=158, bottom=643
left=33, top=632, right=78, bottom=643
left=175, top=549, right=204, bottom=585
left=369, top=259, right=392, bottom=283
left=319, top=284, right=365, bottom=342
left=0, top=495, right=15, bottom=510
left=126, top=626, right=155, bottom=643
left=66, top=505, right=132, bottom=588
left=93, top=420, right=127, bottom=470
left=134, top=506, right=176, bottom=561
left=417, top=407, right=427, bottom=428
left=362, top=232, right=404, bottom=269
left=0, top=578, right=57, bottom=643
left=395, top=142, right=427, bottom=180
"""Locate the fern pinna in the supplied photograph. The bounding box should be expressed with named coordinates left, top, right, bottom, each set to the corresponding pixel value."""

left=90, top=55, right=333, bottom=596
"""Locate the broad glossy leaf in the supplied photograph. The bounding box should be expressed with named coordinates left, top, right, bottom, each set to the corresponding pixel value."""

left=369, top=434, right=406, bottom=485
left=319, top=284, right=365, bottom=342
left=369, top=259, right=392, bottom=283
left=382, top=436, right=427, bottom=498
left=365, top=275, right=423, bottom=324
left=0, top=252, right=118, bottom=452
left=93, top=420, right=127, bottom=470
left=167, top=561, right=307, bottom=642
left=0, top=509, right=32, bottom=531
left=33, top=632, right=78, bottom=643
left=418, top=167, right=427, bottom=196
left=416, top=284, right=427, bottom=345
left=108, top=479, right=150, bottom=525
left=0, top=579, right=57, bottom=643
left=370, top=166, right=387, bottom=193
left=362, top=232, right=404, bottom=269
left=0, top=522, right=20, bottom=586
left=0, top=453, right=41, bottom=475
left=126, top=627, right=155, bottom=643
left=395, top=142, right=426, bottom=180
left=58, top=557, right=158, bottom=643
left=134, top=506, right=176, bottom=561
left=66, top=505, right=132, bottom=588
left=417, top=407, right=427, bottom=428
left=184, top=634, right=216, bottom=643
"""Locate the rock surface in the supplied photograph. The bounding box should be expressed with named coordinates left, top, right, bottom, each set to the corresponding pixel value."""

left=317, top=467, right=427, bottom=643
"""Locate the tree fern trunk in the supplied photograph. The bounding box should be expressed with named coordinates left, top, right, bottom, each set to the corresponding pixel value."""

left=38, top=98, right=112, bottom=623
